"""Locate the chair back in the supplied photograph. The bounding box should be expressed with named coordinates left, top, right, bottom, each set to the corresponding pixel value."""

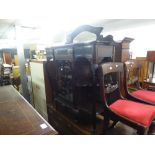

left=146, top=51, right=155, bottom=81
left=125, top=61, right=142, bottom=91
left=98, top=62, right=124, bottom=107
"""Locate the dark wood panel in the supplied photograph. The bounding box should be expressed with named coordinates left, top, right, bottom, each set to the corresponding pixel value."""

left=0, top=85, right=57, bottom=135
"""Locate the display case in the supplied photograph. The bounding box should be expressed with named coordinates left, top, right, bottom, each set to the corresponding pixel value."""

left=45, top=25, right=134, bottom=134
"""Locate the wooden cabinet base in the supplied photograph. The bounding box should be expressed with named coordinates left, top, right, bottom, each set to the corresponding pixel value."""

left=47, top=105, right=100, bottom=135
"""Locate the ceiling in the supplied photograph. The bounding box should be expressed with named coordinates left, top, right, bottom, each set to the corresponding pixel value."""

left=1, top=19, right=155, bottom=38
left=0, top=19, right=15, bottom=39
left=0, top=19, right=155, bottom=48
left=92, top=19, right=155, bottom=32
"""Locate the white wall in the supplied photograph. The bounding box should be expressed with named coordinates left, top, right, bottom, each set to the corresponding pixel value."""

left=104, top=24, right=155, bottom=58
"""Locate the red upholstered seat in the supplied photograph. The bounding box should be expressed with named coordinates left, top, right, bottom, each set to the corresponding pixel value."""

left=109, top=99, right=155, bottom=126
left=132, top=90, right=155, bottom=104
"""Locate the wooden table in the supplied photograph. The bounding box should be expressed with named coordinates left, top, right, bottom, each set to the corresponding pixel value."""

left=0, top=85, right=57, bottom=135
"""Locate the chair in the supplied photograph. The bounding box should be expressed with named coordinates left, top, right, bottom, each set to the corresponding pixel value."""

left=98, top=62, right=155, bottom=134
left=146, top=51, right=155, bottom=79
left=124, top=60, right=155, bottom=105
left=144, top=51, right=155, bottom=90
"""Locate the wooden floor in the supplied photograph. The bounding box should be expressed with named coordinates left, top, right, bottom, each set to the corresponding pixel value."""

left=53, top=110, right=155, bottom=135
left=100, top=119, right=155, bottom=135
left=106, top=122, right=137, bottom=135
left=79, top=120, right=138, bottom=135
left=84, top=121, right=155, bottom=135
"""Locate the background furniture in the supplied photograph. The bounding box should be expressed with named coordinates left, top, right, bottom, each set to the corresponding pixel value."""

left=30, top=60, right=48, bottom=121
left=0, top=64, right=3, bottom=85
left=0, top=63, right=12, bottom=86
left=140, top=51, right=155, bottom=90
left=3, top=52, right=12, bottom=64
left=115, top=37, right=134, bottom=62
left=146, top=51, right=155, bottom=83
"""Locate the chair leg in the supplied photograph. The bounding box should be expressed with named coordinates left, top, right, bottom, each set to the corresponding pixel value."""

left=103, top=113, right=110, bottom=134
left=110, top=120, right=118, bottom=129
left=137, top=128, right=146, bottom=135
left=148, top=122, right=155, bottom=134
left=92, top=103, right=96, bottom=135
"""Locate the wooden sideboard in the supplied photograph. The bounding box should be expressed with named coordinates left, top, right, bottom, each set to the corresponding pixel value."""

left=0, top=85, right=57, bottom=135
